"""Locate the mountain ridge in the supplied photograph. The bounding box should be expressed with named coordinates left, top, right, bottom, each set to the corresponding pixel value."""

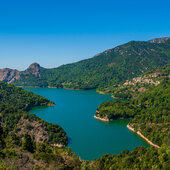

left=0, top=37, right=169, bottom=169
left=0, top=37, right=170, bottom=89
left=148, top=37, right=170, bottom=43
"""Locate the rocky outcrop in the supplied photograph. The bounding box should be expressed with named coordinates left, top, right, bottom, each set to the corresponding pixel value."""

left=94, top=115, right=110, bottom=122
left=0, top=68, right=20, bottom=83
left=148, top=37, right=170, bottom=43
left=23, top=63, right=40, bottom=77
left=0, top=63, right=41, bottom=83
left=16, top=117, right=49, bottom=143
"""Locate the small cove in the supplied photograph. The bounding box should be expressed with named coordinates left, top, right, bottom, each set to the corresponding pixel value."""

left=26, top=87, right=149, bottom=160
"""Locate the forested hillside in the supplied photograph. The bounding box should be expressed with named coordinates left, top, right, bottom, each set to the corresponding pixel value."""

left=0, top=123, right=81, bottom=169
left=102, top=64, right=170, bottom=99
left=89, top=146, right=169, bottom=169
left=0, top=82, right=68, bottom=145
left=0, top=82, right=83, bottom=169
left=0, top=38, right=169, bottom=90
left=96, top=78, right=170, bottom=146
left=0, top=81, right=54, bottom=110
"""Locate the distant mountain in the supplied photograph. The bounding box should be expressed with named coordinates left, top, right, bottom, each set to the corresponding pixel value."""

left=0, top=68, right=20, bottom=83
left=0, top=37, right=170, bottom=90
left=0, top=63, right=40, bottom=83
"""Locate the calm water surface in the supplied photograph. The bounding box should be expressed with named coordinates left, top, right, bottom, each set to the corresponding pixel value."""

left=25, top=88, right=149, bottom=160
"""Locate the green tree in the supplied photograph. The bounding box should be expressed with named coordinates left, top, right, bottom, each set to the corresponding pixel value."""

left=22, top=132, right=35, bottom=153
left=0, top=124, right=5, bottom=150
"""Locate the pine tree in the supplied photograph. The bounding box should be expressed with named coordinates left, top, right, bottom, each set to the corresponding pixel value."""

left=0, top=123, right=5, bottom=150
left=22, top=132, right=35, bottom=153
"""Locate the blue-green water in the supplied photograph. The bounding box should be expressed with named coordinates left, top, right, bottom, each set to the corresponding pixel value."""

left=25, top=87, right=149, bottom=160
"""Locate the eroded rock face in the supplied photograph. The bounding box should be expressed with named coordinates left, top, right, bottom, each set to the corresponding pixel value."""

left=16, top=117, right=49, bottom=143
left=0, top=63, right=41, bottom=83
left=0, top=68, right=20, bottom=83
left=24, top=63, right=40, bottom=77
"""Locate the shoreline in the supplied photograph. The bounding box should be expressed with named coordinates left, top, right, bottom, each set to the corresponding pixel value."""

left=94, top=115, right=110, bottom=122
left=127, top=124, right=160, bottom=149
left=51, top=143, right=64, bottom=148
left=93, top=114, right=160, bottom=149
left=47, top=103, right=55, bottom=106
left=22, top=85, right=161, bottom=149
left=96, top=90, right=107, bottom=95
left=19, top=85, right=110, bottom=95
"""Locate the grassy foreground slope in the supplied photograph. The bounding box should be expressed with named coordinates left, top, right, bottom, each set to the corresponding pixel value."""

left=13, top=38, right=170, bottom=90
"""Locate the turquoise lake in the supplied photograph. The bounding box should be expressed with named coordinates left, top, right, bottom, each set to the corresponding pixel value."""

left=25, top=87, right=149, bottom=160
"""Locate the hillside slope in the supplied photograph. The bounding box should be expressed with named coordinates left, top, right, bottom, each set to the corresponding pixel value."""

left=0, top=81, right=67, bottom=145
left=0, top=37, right=170, bottom=90
left=96, top=78, right=170, bottom=146
left=106, top=64, right=170, bottom=99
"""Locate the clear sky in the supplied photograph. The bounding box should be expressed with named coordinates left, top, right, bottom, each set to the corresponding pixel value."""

left=0, top=0, right=170, bottom=70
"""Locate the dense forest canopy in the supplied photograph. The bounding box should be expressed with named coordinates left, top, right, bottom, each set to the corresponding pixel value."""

left=90, top=146, right=170, bottom=170
left=0, top=81, right=54, bottom=111
left=0, top=82, right=68, bottom=145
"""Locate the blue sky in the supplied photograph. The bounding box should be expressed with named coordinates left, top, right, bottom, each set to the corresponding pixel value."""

left=0, top=0, right=170, bottom=70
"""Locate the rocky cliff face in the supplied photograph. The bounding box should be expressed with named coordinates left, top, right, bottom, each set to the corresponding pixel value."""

left=0, top=68, right=20, bottom=83
left=23, top=62, right=40, bottom=77
left=0, top=63, right=41, bottom=83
